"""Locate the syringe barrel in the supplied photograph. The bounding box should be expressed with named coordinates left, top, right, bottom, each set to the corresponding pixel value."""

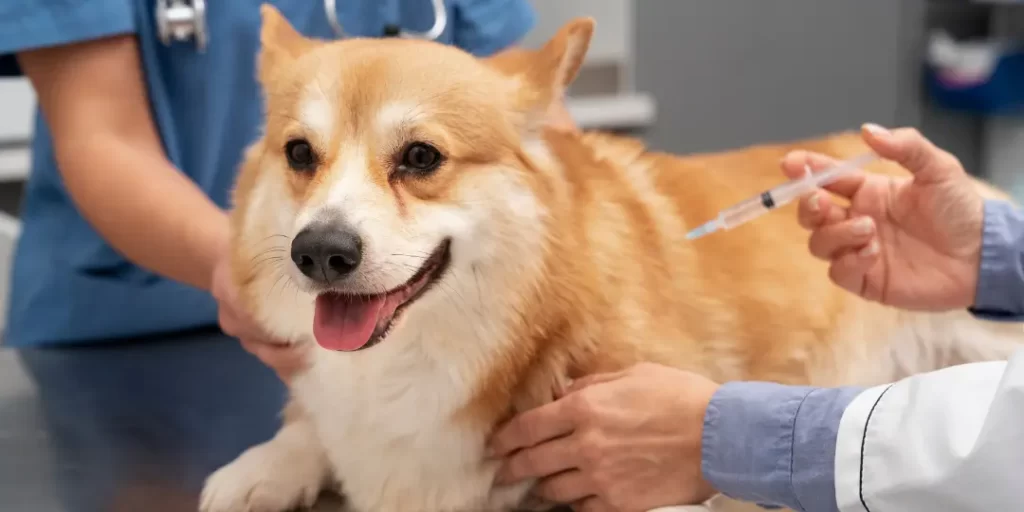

left=720, top=195, right=770, bottom=229
left=766, top=179, right=817, bottom=206
left=711, top=153, right=878, bottom=235
left=771, top=152, right=877, bottom=205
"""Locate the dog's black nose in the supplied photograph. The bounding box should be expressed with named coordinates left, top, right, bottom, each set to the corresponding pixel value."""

left=290, top=224, right=363, bottom=283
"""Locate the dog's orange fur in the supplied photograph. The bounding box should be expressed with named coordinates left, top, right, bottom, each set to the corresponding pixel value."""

left=204, top=8, right=1023, bottom=512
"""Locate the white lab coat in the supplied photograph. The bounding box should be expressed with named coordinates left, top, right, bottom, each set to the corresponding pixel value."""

left=834, top=349, right=1024, bottom=511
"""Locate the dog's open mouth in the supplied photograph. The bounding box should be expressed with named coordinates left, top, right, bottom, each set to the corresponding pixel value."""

left=312, top=239, right=451, bottom=352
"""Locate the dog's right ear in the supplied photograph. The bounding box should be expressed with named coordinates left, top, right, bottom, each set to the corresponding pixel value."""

left=258, top=4, right=316, bottom=83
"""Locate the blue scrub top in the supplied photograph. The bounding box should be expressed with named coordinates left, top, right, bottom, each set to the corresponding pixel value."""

left=0, top=0, right=535, bottom=347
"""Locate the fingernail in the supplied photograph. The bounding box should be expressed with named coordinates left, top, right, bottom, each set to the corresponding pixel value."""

left=863, top=123, right=890, bottom=137
left=854, top=217, right=874, bottom=236
left=807, top=192, right=821, bottom=213
left=860, top=240, right=879, bottom=257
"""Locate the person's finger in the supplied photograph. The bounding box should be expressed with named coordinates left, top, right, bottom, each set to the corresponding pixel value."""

left=797, top=190, right=848, bottom=230
left=861, top=124, right=962, bottom=184
left=808, top=217, right=876, bottom=260
left=495, top=437, right=579, bottom=484
left=780, top=150, right=867, bottom=199
left=489, top=400, right=577, bottom=457
left=218, top=308, right=265, bottom=342
left=828, top=241, right=881, bottom=298
left=239, top=338, right=306, bottom=381
left=574, top=497, right=613, bottom=512
left=240, top=337, right=295, bottom=359
left=533, top=470, right=593, bottom=504
left=563, top=371, right=624, bottom=396
left=781, top=150, right=836, bottom=180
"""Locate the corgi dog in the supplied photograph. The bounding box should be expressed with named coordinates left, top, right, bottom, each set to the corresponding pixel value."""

left=200, top=6, right=1024, bottom=512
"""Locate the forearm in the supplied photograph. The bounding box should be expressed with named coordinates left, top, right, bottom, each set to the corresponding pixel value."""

left=58, top=134, right=227, bottom=290
left=18, top=36, right=227, bottom=291
left=703, top=353, right=1024, bottom=512
left=701, top=382, right=863, bottom=511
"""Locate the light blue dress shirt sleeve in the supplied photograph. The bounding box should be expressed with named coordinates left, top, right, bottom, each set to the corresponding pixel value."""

left=0, top=0, right=136, bottom=56
left=700, top=198, right=1024, bottom=511
left=702, top=383, right=863, bottom=511
left=969, top=199, right=1024, bottom=321
left=450, top=0, right=536, bottom=56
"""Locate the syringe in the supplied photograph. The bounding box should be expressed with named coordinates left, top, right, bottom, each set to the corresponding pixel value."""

left=685, top=152, right=878, bottom=240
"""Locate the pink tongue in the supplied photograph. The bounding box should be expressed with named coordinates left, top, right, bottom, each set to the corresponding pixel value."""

left=313, top=295, right=388, bottom=351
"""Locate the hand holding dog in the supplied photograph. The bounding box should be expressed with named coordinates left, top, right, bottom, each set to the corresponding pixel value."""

left=781, top=124, right=985, bottom=311
left=489, top=363, right=718, bottom=512
left=211, top=254, right=308, bottom=383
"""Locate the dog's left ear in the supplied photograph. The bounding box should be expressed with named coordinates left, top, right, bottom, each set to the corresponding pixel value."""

left=489, top=18, right=594, bottom=126
left=528, top=17, right=595, bottom=96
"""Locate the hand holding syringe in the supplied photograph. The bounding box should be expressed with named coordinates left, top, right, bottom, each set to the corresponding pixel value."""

left=686, top=153, right=879, bottom=240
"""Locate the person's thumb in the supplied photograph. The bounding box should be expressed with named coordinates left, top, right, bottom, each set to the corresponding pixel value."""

left=861, top=123, right=960, bottom=184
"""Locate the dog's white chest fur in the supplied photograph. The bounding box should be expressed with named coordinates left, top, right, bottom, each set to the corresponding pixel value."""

left=293, top=335, right=531, bottom=512
left=201, top=325, right=531, bottom=512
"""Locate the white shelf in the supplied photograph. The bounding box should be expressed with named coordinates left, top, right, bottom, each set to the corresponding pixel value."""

left=567, top=93, right=656, bottom=130
left=0, top=79, right=35, bottom=144
left=0, top=146, right=29, bottom=183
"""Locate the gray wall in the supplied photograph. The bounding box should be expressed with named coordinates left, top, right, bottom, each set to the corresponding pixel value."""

left=631, top=0, right=990, bottom=176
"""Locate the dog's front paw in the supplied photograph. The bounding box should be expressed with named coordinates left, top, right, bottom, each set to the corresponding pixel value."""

left=200, top=440, right=326, bottom=512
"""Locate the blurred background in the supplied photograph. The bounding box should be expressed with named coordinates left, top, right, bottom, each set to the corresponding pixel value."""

left=1, top=1, right=1024, bottom=510
left=1, top=0, right=1023, bottom=328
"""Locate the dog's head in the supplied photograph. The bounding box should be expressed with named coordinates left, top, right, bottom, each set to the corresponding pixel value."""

left=230, top=5, right=593, bottom=354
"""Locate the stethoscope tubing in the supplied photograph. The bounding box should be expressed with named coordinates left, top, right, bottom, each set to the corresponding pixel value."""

left=325, top=0, right=447, bottom=40
left=156, top=0, right=449, bottom=52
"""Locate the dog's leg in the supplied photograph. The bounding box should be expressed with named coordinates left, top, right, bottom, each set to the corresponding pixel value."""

left=200, top=399, right=331, bottom=512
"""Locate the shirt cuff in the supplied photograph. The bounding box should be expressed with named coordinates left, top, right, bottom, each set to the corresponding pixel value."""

left=969, top=199, right=1024, bottom=321
left=701, top=381, right=863, bottom=511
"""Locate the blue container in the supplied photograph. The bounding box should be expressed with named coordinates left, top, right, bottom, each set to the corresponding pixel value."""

left=925, top=32, right=1024, bottom=115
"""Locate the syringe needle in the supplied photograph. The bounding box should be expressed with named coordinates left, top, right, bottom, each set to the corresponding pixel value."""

left=685, top=219, right=722, bottom=240
left=684, top=153, right=877, bottom=241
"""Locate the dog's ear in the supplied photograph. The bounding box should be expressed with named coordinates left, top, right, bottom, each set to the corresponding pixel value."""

left=486, top=17, right=594, bottom=130
left=258, top=4, right=317, bottom=83
left=528, top=17, right=595, bottom=95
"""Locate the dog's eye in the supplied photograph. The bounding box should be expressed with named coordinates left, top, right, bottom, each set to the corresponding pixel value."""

left=285, top=139, right=317, bottom=171
left=398, top=142, right=443, bottom=174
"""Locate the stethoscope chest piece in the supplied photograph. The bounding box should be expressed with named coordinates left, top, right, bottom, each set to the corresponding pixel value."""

left=156, top=0, right=208, bottom=51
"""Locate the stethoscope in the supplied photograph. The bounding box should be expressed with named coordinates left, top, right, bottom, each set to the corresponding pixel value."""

left=156, top=0, right=448, bottom=52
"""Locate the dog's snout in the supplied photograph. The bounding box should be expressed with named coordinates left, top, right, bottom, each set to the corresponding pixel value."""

left=290, top=224, right=363, bottom=283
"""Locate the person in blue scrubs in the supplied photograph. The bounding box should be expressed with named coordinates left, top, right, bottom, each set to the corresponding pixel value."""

left=0, top=1, right=556, bottom=379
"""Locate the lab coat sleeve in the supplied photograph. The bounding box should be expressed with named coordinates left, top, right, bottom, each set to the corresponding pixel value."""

left=0, top=0, right=135, bottom=58
left=834, top=350, right=1024, bottom=511
left=968, top=199, right=1024, bottom=322
left=449, top=0, right=536, bottom=57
